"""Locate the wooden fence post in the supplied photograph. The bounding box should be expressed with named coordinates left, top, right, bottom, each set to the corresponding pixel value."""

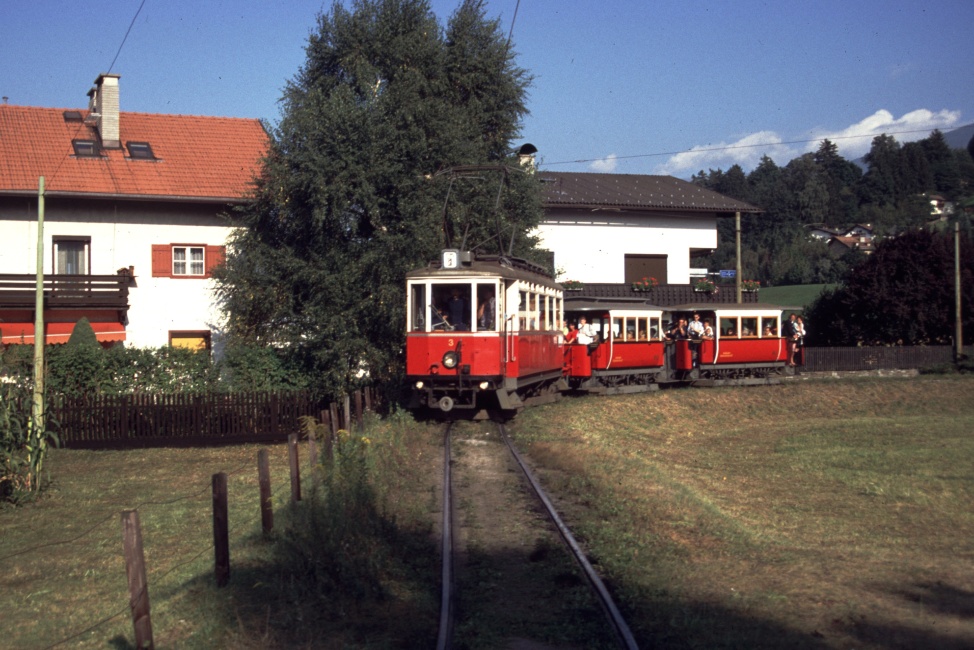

left=354, top=390, right=363, bottom=431
left=212, top=472, right=230, bottom=587
left=343, top=394, right=351, bottom=433
left=288, top=433, right=301, bottom=503
left=330, top=402, right=340, bottom=434
left=121, top=510, right=154, bottom=650
left=257, top=449, right=273, bottom=535
left=365, top=386, right=373, bottom=412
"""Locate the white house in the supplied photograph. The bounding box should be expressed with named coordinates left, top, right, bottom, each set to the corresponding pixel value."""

left=0, top=74, right=268, bottom=349
left=536, top=172, right=761, bottom=286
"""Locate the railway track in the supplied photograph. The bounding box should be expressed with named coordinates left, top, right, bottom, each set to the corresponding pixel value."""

left=436, top=421, right=639, bottom=650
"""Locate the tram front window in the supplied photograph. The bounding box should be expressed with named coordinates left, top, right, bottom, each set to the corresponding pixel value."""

left=429, top=283, right=474, bottom=331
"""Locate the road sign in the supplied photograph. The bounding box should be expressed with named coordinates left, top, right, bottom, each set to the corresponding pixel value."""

left=719, top=270, right=736, bottom=278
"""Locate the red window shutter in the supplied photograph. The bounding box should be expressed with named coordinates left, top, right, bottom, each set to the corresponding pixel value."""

left=205, top=245, right=226, bottom=278
left=151, top=245, right=171, bottom=277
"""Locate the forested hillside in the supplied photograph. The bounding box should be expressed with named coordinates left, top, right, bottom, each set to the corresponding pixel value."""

left=692, top=130, right=974, bottom=287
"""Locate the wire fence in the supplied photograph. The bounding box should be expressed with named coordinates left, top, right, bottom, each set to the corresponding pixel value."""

left=802, top=345, right=956, bottom=372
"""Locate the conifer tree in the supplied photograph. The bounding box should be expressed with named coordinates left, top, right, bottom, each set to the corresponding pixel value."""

left=215, top=0, right=538, bottom=397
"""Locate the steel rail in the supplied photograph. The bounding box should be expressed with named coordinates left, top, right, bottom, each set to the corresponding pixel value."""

left=435, top=422, right=455, bottom=650
left=498, top=423, right=640, bottom=650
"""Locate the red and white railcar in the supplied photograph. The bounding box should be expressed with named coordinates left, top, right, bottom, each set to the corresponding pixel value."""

left=563, top=298, right=669, bottom=393
left=406, top=250, right=565, bottom=415
left=666, top=304, right=799, bottom=384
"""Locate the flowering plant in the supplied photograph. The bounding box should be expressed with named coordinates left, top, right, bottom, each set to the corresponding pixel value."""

left=741, top=279, right=761, bottom=292
left=562, top=280, right=584, bottom=290
left=693, top=278, right=718, bottom=293
left=631, top=276, right=659, bottom=292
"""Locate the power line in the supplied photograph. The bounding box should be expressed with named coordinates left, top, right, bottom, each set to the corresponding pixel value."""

left=541, top=124, right=974, bottom=167
left=107, top=0, right=147, bottom=74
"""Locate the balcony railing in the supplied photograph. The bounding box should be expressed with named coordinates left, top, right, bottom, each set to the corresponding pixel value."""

left=0, top=274, right=130, bottom=310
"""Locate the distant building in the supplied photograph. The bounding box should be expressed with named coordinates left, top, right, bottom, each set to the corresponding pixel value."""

left=536, top=171, right=760, bottom=288
left=0, top=74, right=268, bottom=349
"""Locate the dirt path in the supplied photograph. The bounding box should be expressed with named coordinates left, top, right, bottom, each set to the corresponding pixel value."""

left=447, top=425, right=615, bottom=650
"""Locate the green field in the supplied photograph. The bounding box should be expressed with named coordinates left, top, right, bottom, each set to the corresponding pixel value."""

left=3, top=376, right=973, bottom=648
left=757, top=283, right=835, bottom=309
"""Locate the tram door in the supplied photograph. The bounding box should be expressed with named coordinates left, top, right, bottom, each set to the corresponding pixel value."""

left=476, top=281, right=506, bottom=375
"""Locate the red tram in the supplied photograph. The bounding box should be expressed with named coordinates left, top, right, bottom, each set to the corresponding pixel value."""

left=405, top=252, right=804, bottom=417
left=406, top=250, right=565, bottom=416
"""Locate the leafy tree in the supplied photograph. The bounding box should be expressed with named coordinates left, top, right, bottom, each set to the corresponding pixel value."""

left=805, top=229, right=974, bottom=346
left=859, top=134, right=904, bottom=207
left=215, top=0, right=538, bottom=398
left=47, top=318, right=105, bottom=397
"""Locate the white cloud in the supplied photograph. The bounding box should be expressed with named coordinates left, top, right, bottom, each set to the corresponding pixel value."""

left=806, top=108, right=961, bottom=161
left=652, top=108, right=962, bottom=177
left=589, top=154, right=618, bottom=172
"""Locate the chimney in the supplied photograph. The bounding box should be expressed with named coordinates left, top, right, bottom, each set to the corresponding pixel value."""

left=88, top=73, right=121, bottom=149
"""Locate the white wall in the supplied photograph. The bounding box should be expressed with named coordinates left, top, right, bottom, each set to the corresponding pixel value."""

left=533, top=211, right=717, bottom=284
left=1, top=200, right=234, bottom=348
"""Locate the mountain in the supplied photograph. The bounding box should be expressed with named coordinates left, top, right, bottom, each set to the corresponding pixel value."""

left=944, top=122, right=974, bottom=150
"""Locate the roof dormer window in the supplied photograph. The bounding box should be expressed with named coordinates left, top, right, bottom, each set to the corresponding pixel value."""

left=62, top=110, right=83, bottom=122
left=72, top=139, right=101, bottom=157
left=126, top=141, right=155, bottom=160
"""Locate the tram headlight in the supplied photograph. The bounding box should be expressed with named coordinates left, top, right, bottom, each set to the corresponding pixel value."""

left=479, top=381, right=489, bottom=390
left=415, top=381, right=424, bottom=390
left=442, top=351, right=460, bottom=369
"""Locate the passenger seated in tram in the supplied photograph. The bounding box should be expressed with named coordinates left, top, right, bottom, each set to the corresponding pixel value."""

left=702, top=320, right=715, bottom=339
left=431, top=304, right=452, bottom=331
left=763, top=325, right=773, bottom=337
left=576, top=317, right=597, bottom=345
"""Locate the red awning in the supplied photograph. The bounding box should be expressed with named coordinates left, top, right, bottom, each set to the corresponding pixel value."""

left=0, top=322, right=126, bottom=344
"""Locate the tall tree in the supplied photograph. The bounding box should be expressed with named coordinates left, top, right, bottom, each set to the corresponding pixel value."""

left=806, top=229, right=974, bottom=346
left=215, top=0, right=538, bottom=397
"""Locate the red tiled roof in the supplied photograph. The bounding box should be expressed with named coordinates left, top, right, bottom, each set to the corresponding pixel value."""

left=0, top=105, right=268, bottom=202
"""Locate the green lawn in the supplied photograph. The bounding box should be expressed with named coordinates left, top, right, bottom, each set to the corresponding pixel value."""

left=757, top=283, right=835, bottom=309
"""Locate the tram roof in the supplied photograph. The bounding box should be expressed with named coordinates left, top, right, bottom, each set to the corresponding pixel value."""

left=564, top=296, right=665, bottom=312
left=406, top=255, right=558, bottom=286
left=665, top=302, right=799, bottom=313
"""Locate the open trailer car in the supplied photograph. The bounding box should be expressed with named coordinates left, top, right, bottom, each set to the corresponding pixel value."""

left=405, top=250, right=566, bottom=416
left=563, top=297, right=670, bottom=394
left=664, top=303, right=803, bottom=385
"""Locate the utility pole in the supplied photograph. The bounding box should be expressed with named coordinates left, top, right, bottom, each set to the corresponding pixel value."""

left=735, top=211, right=742, bottom=304
left=32, top=177, right=45, bottom=433
left=956, top=220, right=964, bottom=362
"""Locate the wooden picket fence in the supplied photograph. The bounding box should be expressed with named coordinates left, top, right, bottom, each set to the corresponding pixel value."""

left=50, top=389, right=378, bottom=449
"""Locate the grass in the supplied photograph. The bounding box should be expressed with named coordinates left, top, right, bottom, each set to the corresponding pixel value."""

left=758, top=283, right=835, bottom=308
left=0, top=411, right=443, bottom=649
left=512, top=375, right=974, bottom=649
left=5, top=377, right=974, bottom=648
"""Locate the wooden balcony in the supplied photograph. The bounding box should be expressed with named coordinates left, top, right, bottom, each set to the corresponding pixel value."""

left=0, top=274, right=130, bottom=310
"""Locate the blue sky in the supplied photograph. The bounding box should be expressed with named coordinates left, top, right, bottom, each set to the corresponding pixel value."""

left=3, top=0, right=972, bottom=178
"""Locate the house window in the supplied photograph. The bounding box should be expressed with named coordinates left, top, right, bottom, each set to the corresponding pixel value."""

left=152, top=244, right=225, bottom=279
left=53, top=237, right=90, bottom=275
left=72, top=139, right=101, bottom=157
left=173, top=246, right=205, bottom=276
left=169, top=330, right=211, bottom=351
left=126, top=141, right=155, bottom=159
